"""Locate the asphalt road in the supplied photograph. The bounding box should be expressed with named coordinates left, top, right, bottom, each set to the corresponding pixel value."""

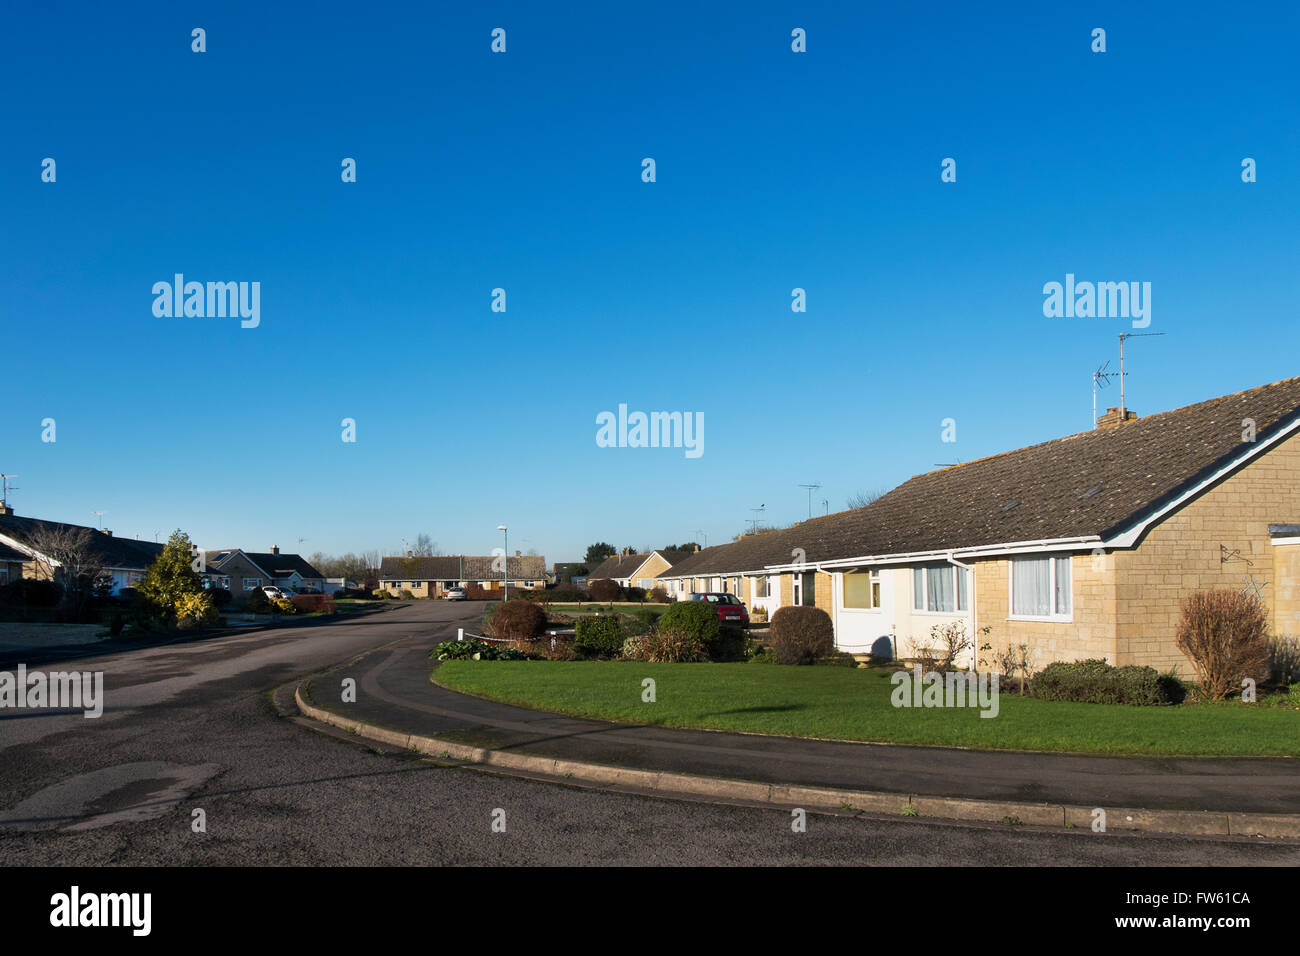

left=1, top=603, right=1297, bottom=866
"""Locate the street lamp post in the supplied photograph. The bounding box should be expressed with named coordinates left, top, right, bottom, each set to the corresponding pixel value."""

left=497, top=524, right=509, bottom=600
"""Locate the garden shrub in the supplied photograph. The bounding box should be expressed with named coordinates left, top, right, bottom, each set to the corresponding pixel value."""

left=1175, top=589, right=1270, bottom=699
left=708, top=624, right=748, bottom=662
left=0, top=578, right=63, bottom=607
left=548, top=585, right=586, bottom=603
left=623, top=586, right=646, bottom=603
left=648, top=586, right=669, bottom=603
left=371, top=589, right=392, bottom=600
left=432, top=639, right=531, bottom=661
left=638, top=625, right=708, bottom=663
left=574, top=615, right=624, bottom=659
left=207, top=587, right=233, bottom=607
left=630, top=606, right=665, bottom=628
left=588, top=579, right=621, bottom=602
left=769, top=606, right=834, bottom=664
left=274, top=598, right=297, bottom=615
left=176, top=592, right=218, bottom=630
left=487, top=600, right=546, bottom=642
left=1268, top=635, right=1300, bottom=687
left=1028, top=659, right=1182, bottom=705
left=398, top=589, right=414, bottom=600
left=621, top=635, right=645, bottom=660
left=658, top=600, right=720, bottom=655
left=291, top=594, right=337, bottom=614
left=244, top=587, right=273, bottom=614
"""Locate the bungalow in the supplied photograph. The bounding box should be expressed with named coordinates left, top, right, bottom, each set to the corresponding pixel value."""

left=658, top=376, right=1300, bottom=672
left=0, top=506, right=165, bottom=594
left=201, top=547, right=326, bottom=595
left=377, top=553, right=548, bottom=598
left=587, top=549, right=692, bottom=591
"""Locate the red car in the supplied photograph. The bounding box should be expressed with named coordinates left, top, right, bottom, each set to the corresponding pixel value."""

left=690, top=592, right=750, bottom=626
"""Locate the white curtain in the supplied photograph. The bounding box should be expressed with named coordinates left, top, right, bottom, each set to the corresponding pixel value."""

left=1012, top=557, right=1050, bottom=616
left=1054, top=556, right=1071, bottom=614
left=927, top=565, right=955, bottom=612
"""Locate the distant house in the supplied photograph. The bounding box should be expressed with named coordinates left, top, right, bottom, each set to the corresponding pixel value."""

left=587, top=550, right=691, bottom=590
left=377, top=553, right=547, bottom=598
left=0, top=505, right=164, bottom=594
left=201, top=546, right=326, bottom=594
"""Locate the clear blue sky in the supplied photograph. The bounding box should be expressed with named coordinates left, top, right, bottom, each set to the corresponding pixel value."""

left=3, top=1, right=1297, bottom=562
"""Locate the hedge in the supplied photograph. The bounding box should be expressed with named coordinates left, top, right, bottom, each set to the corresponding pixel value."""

left=1028, top=659, right=1183, bottom=706
left=574, top=615, right=624, bottom=659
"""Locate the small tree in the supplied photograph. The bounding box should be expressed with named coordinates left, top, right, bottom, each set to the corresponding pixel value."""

left=137, top=530, right=204, bottom=628
left=585, top=542, right=616, bottom=564
left=1176, top=589, right=1270, bottom=700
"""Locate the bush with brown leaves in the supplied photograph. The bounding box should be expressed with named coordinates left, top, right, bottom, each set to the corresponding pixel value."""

left=1175, top=589, right=1270, bottom=700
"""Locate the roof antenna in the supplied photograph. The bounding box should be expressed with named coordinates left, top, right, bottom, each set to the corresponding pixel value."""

left=1118, top=332, right=1166, bottom=421
left=747, top=504, right=766, bottom=532
left=798, top=483, right=821, bottom=519
left=1092, top=361, right=1113, bottom=429
left=92, top=511, right=106, bottom=530
left=692, top=528, right=709, bottom=548
left=0, top=474, right=18, bottom=508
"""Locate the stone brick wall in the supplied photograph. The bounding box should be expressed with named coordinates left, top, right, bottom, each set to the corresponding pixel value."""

left=1112, top=430, right=1300, bottom=669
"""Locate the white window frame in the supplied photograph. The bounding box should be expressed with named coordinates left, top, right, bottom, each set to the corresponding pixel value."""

left=841, top=569, right=882, bottom=612
left=1008, top=555, right=1073, bottom=622
left=911, top=564, right=968, bottom=615
left=243, top=577, right=263, bottom=590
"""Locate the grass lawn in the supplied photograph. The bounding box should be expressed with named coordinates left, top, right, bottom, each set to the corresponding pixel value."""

left=433, top=661, right=1300, bottom=757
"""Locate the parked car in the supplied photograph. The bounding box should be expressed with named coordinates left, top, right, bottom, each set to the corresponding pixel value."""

left=261, top=585, right=289, bottom=601
left=690, top=592, right=750, bottom=626
left=443, top=587, right=467, bottom=601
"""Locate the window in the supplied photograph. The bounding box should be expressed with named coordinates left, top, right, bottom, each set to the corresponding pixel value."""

left=843, top=570, right=881, bottom=609
left=1011, top=555, right=1071, bottom=619
left=911, top=564, right=968, bottom=613
left=754, top=576, right=770, bottom=598
left=243, top=577, right=263, bottom=590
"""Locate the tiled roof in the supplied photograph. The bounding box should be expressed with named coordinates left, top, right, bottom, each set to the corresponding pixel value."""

left=378, top=554, right=547, bottom=581
left=659, top=376, right=1300, bottom=575
left=587, top=553, right=650, bottom=580
left=242, top=552, right=326, bottom=580
left=0, top=513, right=165, bottom=570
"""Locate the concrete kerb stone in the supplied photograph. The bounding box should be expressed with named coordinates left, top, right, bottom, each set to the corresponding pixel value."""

left=293, top=684, right=1300, bottom=839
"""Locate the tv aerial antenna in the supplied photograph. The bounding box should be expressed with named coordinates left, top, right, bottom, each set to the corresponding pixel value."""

left=1118, top=332, right=1166, bottom=420
left=798, top=483, right=821, bottom=519
left=91, top=511, right=106, bottom=530
left=747, top=504, right=766, bottom=533
left=0, top=474, right=17, bottom=507
left=1091, top=361, right=1114, bottom=429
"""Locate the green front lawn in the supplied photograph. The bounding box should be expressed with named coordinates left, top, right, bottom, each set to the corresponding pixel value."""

left=433, top=661, right=1300, bottom=756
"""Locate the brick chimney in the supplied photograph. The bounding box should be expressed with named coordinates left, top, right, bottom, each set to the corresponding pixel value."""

left=100, top=528, right=112, bottom=536
left=515, top=550, right=521, bottom=557
left=1097, top=406, right=1139, bottom=429
left=270, top=545, right=280, bottom=555
left=0, top=503, right=12, bottom=516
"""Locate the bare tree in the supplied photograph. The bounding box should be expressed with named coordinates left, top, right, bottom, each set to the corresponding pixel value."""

left=847, top=489, right=886, bottom=509
left=24, top=523, right=109, bottom=619
left=412, top=533, right=440, bottom=556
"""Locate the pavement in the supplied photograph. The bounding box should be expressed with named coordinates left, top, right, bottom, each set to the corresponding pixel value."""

left=295, top=617, right=1300, bottom=838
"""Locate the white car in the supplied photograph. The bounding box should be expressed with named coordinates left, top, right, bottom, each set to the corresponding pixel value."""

left=261, top=586, right=289, bottom=601
left=443, top=587, right=467, bottom=601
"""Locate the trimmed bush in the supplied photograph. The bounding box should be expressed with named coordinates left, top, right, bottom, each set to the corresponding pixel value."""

left=1029, top=659, right=1182, bottom=706
left=487, top=600, right=546, bottom=642
left=624, top=586, right=646, bottom=603
left=769, top=606, right=834, bottom=665
left=574, top=615, right=624, bottom=659
left=1176, top=589, right=1270, bottom=699
left=659, top=600, right=721, bottom=653
left=291, top=594, right=337, bottom=614
left=648, top=586, right=669, bottom=603
left=588, top=579, right=621, bottom=602
left=398, top=589, right=414, bottom=600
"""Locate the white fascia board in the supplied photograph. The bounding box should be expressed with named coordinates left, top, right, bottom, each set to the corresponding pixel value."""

left=763, top=536, right=1103, bottom=573
left=1270, top=536, right=1300, bottom=547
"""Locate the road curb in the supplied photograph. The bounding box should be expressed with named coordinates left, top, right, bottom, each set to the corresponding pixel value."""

left=292, top=684, right=1300, bottom=839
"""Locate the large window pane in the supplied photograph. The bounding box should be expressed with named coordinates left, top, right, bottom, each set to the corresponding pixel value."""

left=1012, top=556, right=1050, bottom=616
left=1054, top=556, right=1071, bottom=615
left=913, top=569, right=925, bottom=609
left=956, top=566, right=968, bottom=611
left=928, top=564, right=955, bottom=612
left=844, top=572, right=874, bottom=609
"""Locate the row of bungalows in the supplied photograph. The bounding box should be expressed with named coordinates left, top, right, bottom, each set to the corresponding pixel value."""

left=585, top=549, right=693, bottom=590
left=656, top=376, right=1300, bottom=672
left=377, top=553, right=549, bottom=598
